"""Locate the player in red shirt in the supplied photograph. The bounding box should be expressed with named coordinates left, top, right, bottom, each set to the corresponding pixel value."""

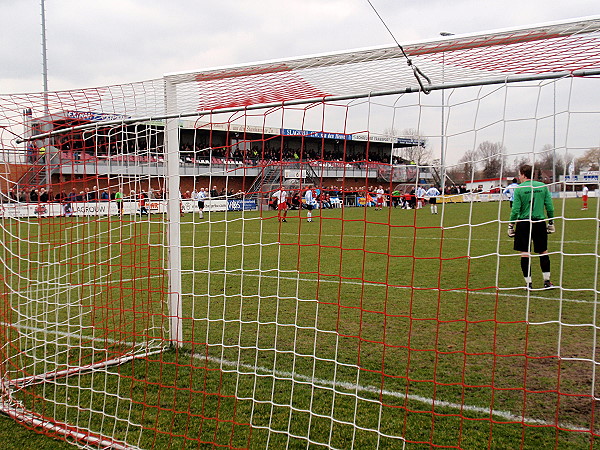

left=272, top=188, right=289, bottom=222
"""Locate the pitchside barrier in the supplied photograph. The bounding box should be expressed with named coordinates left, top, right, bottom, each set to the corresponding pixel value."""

left=0, top=192, right=593, bottom=218
left=0, top=198, right=257, bottom=218
left=440, top=191, right=597, bottom=203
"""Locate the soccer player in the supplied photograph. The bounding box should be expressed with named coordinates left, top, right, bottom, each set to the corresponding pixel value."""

left=425, top=185, right=440, bottom=214
left=114, top=188, right=123, bottom=216
left=139, top=190, right=148, bottom=215
left=404, top=189, right=415, bottom=209
left=507, top=164, right=555, bottom=289
left=304, top=185, right=317, bottom=222
left=391, top=188, right=401, bottom=208
left=582, top=185, right=589, bottom=210
left=375, top=185, right=385, bottom=210
left=194, top=187, right=206, bottom=218
left=503, top=178, right=519, bottom=208
left=415, top=185, right=426, bottom=209
left=272, top=188, right=289, bottom=222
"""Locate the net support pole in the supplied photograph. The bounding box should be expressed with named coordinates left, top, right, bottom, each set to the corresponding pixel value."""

left=165, top=79, right=183, bottom=348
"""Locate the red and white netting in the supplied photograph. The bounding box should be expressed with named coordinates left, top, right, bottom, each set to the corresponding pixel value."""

left=0, top=16, right=600, bottom=449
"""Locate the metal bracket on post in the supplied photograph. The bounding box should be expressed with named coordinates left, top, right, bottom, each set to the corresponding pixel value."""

left=164, top=79, right=183, bottom=348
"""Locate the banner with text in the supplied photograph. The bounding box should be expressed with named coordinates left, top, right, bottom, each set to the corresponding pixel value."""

left=0, top=199, right=252, bottom=218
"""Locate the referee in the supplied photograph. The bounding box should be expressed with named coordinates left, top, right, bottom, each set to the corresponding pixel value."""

left=508, top=164, right=555, bottom=289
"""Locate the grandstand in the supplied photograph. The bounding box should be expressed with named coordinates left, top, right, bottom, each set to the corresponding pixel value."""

left=10, top=110, right=432, bottom=205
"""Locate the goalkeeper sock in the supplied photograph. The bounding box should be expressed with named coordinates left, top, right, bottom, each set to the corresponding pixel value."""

left=540, top=254, right=550, bottom=280
left=521, top=257, right=531, bottom=280
left=540, top=254, right=550, bottom=274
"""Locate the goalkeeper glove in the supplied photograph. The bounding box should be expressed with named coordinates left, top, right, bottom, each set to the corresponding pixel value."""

left=547, top=220, right=555, bottom=234
left=507, top=223, right=515, bottom=238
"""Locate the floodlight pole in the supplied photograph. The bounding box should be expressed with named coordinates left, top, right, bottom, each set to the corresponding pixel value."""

left=40, top=0, right=51, bottom=188
left=41, top=0, right=49, bottom=114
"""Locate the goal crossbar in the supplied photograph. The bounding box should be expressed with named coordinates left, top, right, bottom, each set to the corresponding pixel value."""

left=21, top=67, right=600, bottom=145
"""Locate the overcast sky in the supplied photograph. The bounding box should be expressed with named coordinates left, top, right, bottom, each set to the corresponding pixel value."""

left=1, top=1, right=598, bottom=167
left=1, top=0, right=598, bottom=93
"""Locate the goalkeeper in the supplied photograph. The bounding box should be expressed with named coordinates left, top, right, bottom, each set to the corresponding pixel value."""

left=507, top=164, right=555, bottom=289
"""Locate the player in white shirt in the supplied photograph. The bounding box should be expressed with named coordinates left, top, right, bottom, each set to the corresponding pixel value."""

left=193, top=187, right=207, bottom=218
left=272, top=188, right=288, bottom=222
left=304, top=186, right=317, bottom=222
left=425, top=185, right=440, bottom=214
left=415, top=186, right=426, bottom=209
left=375, top=185, right=385, bottom=210
left=503, top=178, right=519, bottom=208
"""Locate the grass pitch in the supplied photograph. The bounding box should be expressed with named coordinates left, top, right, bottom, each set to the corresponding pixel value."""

left=1, top=197, right=599, bottom=448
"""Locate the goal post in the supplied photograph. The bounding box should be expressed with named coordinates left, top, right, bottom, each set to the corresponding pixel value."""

left=165, top=79, right=183, bottom=347
left=0, top=16, right=600, bottom=449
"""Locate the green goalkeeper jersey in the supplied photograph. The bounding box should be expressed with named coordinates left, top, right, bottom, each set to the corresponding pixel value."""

left=509, top=180, right=554, bottom=221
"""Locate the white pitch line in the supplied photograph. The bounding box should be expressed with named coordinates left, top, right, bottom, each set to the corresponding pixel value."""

left=184, top=269, right=599, bottom=305
left=0, top=320, right=588, bottom=433
left=0, top=321, right=145, bottom=347
left=9, top=268, right=597, bottom=305
left=192, top=352, right=588, bottom=432
left=183, top=225, right=599, bottom=245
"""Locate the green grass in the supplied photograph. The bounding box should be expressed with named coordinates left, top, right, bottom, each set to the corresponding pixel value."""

left=1, top=198, right=599, bottom=449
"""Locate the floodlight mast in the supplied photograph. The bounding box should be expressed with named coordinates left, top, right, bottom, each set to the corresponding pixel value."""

left=40, top=0, right=51, bottom=187
left=41, top=0, right=48, bottom=115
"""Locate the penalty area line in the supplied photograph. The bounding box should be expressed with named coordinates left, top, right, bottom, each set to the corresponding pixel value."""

left=189, top=353, right=586, bottom=432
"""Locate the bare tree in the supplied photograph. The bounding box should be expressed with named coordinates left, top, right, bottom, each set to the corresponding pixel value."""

left=577, top=147, right=600, bottom=171
left=382, top=127, right=397, bottom=137
left=456, top=149, right=479, bottom=182
left=446, top=165, right=467, bottom=184
left=533, top=145, right=554, bottom=171
left=553, top=152, right=572, bottom=176
left=513, top=155, right=530, bottom=175
left=477, top=141, right=506, bottom=179
left=395, top=128, right=431, bottom=166
left=512, top=149, right=571, bottom=181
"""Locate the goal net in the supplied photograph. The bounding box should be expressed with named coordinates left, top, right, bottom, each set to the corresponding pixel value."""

left=0, top=16, right=600, bottom=449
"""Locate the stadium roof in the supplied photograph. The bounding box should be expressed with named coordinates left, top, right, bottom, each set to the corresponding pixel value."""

left=37, top=111, right=425, bottom=147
